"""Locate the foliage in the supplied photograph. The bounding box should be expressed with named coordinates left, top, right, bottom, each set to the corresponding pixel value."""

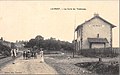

left=0, top=43, right=11, bottom=57
left=24, top=35, right=74, bottom=51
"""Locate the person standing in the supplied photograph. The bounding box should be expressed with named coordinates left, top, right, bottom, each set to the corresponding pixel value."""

left=40, top=49, right=44, bottom=63
left=11, top=48, right=17, bottom=64
left=11, top=43, right=17, bottom=64
left=33, top=46, right=37, bottom=59
left=16, top=48, right=19, bottom=55
left=27, top=50, right=31, bottom=59
left=23, top=51, right=26, bottom=59
left=34, top=52, right=37, bottom=59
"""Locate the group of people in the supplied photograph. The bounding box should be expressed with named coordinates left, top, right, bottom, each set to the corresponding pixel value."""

left=23, top=50, right=37, bottom=59
left=11, top=48, right=19, bottom=64
left=11, top=43, right=44, bottom=63
left=22, top=48, right=44, bottom=63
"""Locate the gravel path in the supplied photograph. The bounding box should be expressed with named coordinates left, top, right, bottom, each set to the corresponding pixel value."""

left=0, top=52, right=22, bottom=69
left=0, top=55, right=58, bottom=74
left=0, top=52, right=118, bottom=75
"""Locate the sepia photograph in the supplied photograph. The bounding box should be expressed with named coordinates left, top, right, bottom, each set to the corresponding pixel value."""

left=0, top=0, right=119, bottom=75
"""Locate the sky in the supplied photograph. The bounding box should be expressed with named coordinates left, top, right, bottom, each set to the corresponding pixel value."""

left=0, top=1, right=119, bottom=47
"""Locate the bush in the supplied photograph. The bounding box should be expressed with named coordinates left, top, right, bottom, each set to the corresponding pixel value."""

left=0, top=43, right=11, bottom=57
left=75, top=61, right=119, bottom=75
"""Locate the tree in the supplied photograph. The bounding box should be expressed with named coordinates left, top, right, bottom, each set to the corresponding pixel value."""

left=24, top=35, right=74, bottom=52
left=0, top=43, right=11, bottom=56
left=25, top=39, right=36, bottom=48
left=35, top=35, right=44, bottom=40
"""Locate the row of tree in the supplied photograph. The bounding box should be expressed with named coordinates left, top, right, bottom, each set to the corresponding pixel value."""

left=24, top=35, right=74, bottom=51
left=0, top=43, right=11, bottom=57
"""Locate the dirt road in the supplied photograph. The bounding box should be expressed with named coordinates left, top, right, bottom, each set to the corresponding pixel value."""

left=0, top=55, right=58, bottom=74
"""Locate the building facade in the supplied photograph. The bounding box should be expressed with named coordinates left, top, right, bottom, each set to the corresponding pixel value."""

left=0, top=37, right=11, bottom=48
left=75, top=14, right=116, bottom=51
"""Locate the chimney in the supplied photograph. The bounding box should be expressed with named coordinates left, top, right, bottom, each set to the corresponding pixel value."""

left=1, top=37, right=3, bottom=41
left=94, top=13, right=99, bottom=17
left=97, top=34, right=99, bottom=38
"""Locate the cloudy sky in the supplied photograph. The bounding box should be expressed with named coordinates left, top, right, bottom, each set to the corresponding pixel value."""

left=0, top=1, right=119, bottom=47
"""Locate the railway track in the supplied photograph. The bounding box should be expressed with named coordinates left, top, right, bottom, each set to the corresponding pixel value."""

left=0, top=52, right=22, bottom=68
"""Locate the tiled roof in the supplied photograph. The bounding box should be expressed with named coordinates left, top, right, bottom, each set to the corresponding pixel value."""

left=88, top=38, right=108, bottom=43
left=75, top=14, right=116, bottom=31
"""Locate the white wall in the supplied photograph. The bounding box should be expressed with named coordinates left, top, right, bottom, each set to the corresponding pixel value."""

left=82, top=17, right=111, bottom=49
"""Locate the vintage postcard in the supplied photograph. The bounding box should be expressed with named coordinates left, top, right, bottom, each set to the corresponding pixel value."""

left=0, top=0, right=119, bottom=75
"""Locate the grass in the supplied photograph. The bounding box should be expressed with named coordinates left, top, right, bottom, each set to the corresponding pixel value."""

left=75, top=61, right=119, bottom=75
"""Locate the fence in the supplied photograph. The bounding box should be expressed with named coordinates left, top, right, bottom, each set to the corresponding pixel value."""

left=77, top=47, right=119, bottom=57
left=111, top=47, right=120, bottom=54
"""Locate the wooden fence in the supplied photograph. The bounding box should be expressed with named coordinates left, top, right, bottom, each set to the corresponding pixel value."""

left=77, top=47, right=119, bottom=57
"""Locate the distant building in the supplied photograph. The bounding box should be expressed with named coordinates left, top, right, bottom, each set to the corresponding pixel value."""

left=3, top=41, right=11, bottom=48
left=0, top=37, right=11, bottom=48
left=15, top=41, right=25, bottom=49
left=75, top=14, right=116, bottom=51
left=0, top=37, right=24, bottom=49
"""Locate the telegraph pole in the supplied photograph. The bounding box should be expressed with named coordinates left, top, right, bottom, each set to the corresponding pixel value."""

left=73, top=13, right=76, bottom=58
